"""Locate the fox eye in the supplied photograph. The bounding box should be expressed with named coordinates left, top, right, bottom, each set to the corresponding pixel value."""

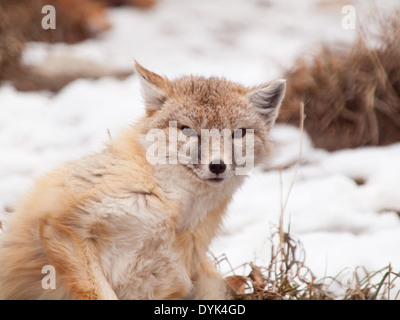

left=181, top=126, right=198, bottom=137
left=232, top=128, right=247, bottom=139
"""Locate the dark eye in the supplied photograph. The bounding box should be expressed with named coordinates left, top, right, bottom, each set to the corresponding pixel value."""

left=181, top=125, right=198, bottom=137
left=232, top=128, right=247, bottom=139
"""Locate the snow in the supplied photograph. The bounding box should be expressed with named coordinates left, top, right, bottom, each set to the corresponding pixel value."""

left=2, top=0, right=400, bottom=297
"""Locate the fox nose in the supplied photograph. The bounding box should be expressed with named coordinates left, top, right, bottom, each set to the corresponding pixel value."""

left=209, top=161, right=226, bottom=175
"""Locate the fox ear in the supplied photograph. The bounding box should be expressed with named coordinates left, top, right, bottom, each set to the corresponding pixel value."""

left=248, top=79, right=286, bottom=126
left=134, top=61, right=169, bottom=111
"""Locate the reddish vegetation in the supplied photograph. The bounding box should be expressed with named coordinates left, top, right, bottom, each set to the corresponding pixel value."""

left=278, top=11, right=400, bottom=150
left=0, top=0, right=156, bottom=91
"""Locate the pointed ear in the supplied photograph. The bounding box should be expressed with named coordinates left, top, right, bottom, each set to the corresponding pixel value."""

left=248, top=79, right=286, bottom=126
left=134, top=61, right=169, bottom=111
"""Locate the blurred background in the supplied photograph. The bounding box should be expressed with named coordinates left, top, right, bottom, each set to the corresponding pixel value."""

left=1, top=0, right=400, bottom=298
left=2, top=0, right=400, bottom=149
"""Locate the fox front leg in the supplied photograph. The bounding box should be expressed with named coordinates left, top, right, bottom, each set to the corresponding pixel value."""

left=191, top=258, right=227, bottom=300
left=39, top=220, right=118, bottom=300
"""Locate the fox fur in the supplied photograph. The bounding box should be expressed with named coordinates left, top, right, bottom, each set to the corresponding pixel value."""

left=0, top=62, right=286, bottom=299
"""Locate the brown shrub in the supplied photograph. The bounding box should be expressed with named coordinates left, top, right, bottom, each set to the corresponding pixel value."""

left=100, top=0, right=156, bottom=9
left=0, top=5, right=25, bottom=81
left=0, top=0, right=155, bottom=91
left=279, top=10, right=400, bottom=151
left=0, top=0, right=110, bottom=45
left=0, top=0, right=111, bottom=87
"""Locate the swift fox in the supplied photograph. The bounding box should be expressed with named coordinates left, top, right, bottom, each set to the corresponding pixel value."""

left=0, top=62, right=286, bottom=299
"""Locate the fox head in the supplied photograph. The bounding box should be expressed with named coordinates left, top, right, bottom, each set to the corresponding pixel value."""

left=135, top=61, right=286, bottom=187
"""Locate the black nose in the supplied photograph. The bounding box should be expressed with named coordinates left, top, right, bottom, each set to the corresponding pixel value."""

left=209, top=161, right=226, bottom=175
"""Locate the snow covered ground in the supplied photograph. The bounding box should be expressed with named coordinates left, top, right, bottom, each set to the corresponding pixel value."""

left=1, top=0, right=400, bottom=297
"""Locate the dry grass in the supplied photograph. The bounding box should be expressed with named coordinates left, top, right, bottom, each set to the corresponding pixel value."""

left=100, top=0, right=156, bottom=9
left=224, top=228, right=334, bottom=300
left=278, top=9, right=400, bottom=150
left=223, top=226, right=400, bottom=300
left=1, top=0, right=156, bottom=45
left=0, top=0, right=156, bottom=91
left=9, top=65, right=132, bottom=93
left=329, top=264, right=400, bottom=300
left=0, top=4, right=25, bottom=82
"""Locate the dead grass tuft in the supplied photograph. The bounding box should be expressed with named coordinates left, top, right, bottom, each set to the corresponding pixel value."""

left=100, top=0, right=156, bottom=9
left=9, top=66, right=133, bottom=93
left=224, top=225, right=335, bottom=300
left=223, top=227, right=400, bottom=300
left=0, top=0, right=156, bottom=91
left=279, top=9, right=400, bottom=150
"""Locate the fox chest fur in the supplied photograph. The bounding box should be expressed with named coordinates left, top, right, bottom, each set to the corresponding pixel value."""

left=61, top=140, right=237, bottom=299
left=74, top=145, right=237, bottom=300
